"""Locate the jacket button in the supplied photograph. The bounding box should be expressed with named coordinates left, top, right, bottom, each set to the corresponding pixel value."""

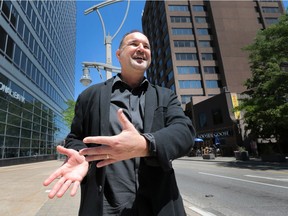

left=99, top=185, right=102, bottom=193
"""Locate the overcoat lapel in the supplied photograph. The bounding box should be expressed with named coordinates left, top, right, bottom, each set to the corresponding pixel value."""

left=143, top=84, right=157, bottom=133
left=99, top=79, right=113, bottom=135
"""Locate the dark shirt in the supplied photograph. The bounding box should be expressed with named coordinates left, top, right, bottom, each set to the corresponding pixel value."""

left=103, top=75, right=148, bottom=215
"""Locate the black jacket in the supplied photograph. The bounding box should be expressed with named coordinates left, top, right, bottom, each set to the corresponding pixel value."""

left=65, top=77, right=195, bottom=216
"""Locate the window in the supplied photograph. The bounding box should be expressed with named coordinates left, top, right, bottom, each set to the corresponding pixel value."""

left=265, top=18, right=279, bottom=25
left=204, top=66, right=218, bottom=74
left=262, top=7, right=279, bottom=13
left=206, top=80, right=221, bottom=88
left=171, top=16, right=191, bottom=23
left=179, top=80, right=202, bottom=88
left=176, top=53, right=198, bottom=60
left=199, top=40, right=212, bottom=47
left=202, top=53, right=216, bottom=60
left=172, top=28, right=193, bottom=35
left=174, top=40, right=195, bottom=48
left=195, top=16, right=208, bottom=23
left=177, top=66, right=199, bottom=74
left=0, top=26, right=7, bottom=53
left=181, top=95, right=193, bottom=104
left=168, top=5, right=189, bottom=11
left=197, top=28, right=210, bottom=35
left=199, top=112, right=207, bottom=128
left=212, top=109, right=223, bottom=125
left=193, top=5, right=206, bottom=12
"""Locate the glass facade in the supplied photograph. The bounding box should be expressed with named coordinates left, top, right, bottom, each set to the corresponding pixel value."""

left=0, top=0, right=76, bottom=163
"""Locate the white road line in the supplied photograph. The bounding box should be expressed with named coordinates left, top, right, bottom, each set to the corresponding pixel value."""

left=245, top=175, right=288, bottom=182
left=199, top=172, right=288, bottom=189
left=189, top=206, right=218, bottom=216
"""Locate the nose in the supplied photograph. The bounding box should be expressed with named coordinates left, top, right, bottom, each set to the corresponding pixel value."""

left=136, top=43, right=144, bottom=52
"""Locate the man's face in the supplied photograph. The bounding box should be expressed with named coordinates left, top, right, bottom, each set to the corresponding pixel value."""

left=116, top=32, right=151, bottom=73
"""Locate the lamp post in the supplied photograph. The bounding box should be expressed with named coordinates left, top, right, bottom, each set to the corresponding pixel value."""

left=80, top=0, right=130, bottom=86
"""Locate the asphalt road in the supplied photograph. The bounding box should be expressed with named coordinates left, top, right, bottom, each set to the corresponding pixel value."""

left=174, top=157, right=288, bottom=216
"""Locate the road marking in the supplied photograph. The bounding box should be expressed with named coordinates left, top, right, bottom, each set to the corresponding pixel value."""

left=45, top=190, right=52, bottom=193
left=199, top=172, right=288, bottom=189
left=189, top=206, right=218, bottom=216
left=245, top=175, right=288, bottom=182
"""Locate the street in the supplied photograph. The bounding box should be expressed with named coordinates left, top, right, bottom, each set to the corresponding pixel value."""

left=175, top=157, right=288, bottom=216
left=0, top=158, right=287, bottom=216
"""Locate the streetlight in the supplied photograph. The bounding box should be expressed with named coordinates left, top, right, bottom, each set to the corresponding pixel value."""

left=80, top=0, right=130, bottom=86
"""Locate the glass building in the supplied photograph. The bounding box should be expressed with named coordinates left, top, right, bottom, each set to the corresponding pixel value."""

left=0, top=0, right=76, bottom=165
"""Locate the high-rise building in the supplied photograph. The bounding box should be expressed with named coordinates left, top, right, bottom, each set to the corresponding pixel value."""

left=0, top=0, right=76, bottom=165
left=142, top=0, right=285, bottom=105
left=142, top=0, right=285, bottom=155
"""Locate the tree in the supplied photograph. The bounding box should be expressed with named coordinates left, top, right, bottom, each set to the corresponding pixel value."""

left=239, top=14, right=288, bottom=153
left=62, top=99, right=76, bottom=128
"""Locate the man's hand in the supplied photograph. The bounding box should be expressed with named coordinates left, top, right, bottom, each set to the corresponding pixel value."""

left=79, top=109, right=149, bottom=167
left=43, top=145, right=89, bottom=198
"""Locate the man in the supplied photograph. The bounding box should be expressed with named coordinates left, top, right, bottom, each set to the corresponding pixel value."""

left=44, top=30, right=195, bottom=216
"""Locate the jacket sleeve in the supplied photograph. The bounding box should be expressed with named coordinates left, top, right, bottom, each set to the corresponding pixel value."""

left=146, top=88, right=196, bottom=171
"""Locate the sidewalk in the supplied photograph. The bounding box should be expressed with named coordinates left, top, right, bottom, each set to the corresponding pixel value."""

left=0, top=160, right=201, bottom=216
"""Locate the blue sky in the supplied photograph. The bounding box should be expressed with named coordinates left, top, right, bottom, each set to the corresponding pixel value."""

left=74, top=0, right=145, bottom=98
left=74, top=0, right=288, bottom=99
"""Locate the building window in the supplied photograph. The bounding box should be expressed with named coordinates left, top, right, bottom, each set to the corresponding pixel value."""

left=179, top=80, right=202, bottom=88
left=206, top=80, right=221, bottom=88
left=212, top=109, right=223, bottom=125
left=262, top=7, right=279, bottom=13
left=170, top=16, right=191, bottom=23
left=265, top=17, right=279, bottom=25
left=192, top=5, right=206, bottom=12
left=201, top=53, right=216, bottom=60
left=199, top=40, right=213, bottom=47
left=197, top=28, right=210, bottom=35
left=204, top=66, right=218, bottom=74
left=181, top=95, right=193, bottom=104
left=174, top=40, right=195, bottom=47
left=168, top=5, right=189, bottom=11
left=172, top=28, right=193, bottom=35
left=177, top=66, right=200, bottom=74
left=176, top=53, right=198, bottom=60
left=199, top=112, right=207, bottom=128
left=195, top=16, right=208, bottom=23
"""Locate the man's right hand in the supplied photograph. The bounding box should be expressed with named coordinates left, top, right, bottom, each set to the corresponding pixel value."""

left=43, top=145, right=89, bottom=198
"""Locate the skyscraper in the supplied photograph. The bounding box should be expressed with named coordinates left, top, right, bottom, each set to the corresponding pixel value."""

left=142, top=0, right=285, bottom=155
left=142, top=0, right=285, bottom=106
left=0, top=0, right=76, bottom=165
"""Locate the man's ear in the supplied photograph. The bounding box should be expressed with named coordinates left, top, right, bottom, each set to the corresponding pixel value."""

left=116, top=49, right=120, bottom=60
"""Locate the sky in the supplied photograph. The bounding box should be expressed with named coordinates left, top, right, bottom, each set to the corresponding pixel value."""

left=74, top=0, right=146, bottom=99
left=74, top=0, right=288, bottom=99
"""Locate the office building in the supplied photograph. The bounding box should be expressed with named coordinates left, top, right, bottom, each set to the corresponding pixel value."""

left=0, top=0, right=76, bottom=165
left=142, top=0, right=285, bottom=155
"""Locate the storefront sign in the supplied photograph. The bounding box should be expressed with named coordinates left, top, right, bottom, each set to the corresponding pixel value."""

left=231, top=93, right=241, bottom=119
left=0, top=82, right=25, bottom=103
left=197, top=129, right=232, bottom=139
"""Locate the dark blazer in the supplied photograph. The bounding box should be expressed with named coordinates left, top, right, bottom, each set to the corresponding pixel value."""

left=65, top=77, right=195, bottom=216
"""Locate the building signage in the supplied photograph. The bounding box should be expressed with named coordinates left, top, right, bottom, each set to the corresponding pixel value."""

left=231, top=93, right=241, bottom=119
left=0, top=82, right=25, bottom=103
left=197, top=129, right=233, bottom=139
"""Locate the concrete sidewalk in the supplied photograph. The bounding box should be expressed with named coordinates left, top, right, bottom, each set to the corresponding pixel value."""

left=0, top=160, right=201, bottom=216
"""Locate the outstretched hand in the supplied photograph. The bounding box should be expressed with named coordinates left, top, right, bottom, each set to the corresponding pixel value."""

left=43, top=145, right=89, bottom=198
left=79, top=109, right=149, bottom=167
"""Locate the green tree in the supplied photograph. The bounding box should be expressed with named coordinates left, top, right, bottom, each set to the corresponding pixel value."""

left=62, top=99, right=76, bottom=128
left=239, top=14, right=288, bottom=153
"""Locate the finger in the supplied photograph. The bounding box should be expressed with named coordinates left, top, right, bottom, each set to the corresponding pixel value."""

left=43, top=169, right=62, bottom=186
left=117, top=108, right=134, bottom=131
left=96, top=159, right=115, bottom=168
left=47, top=177, right=66, bottom=199
left=56, top=145, right=75, bottom=158
left=82, top=136, right=112, bottom=146
left=56, top=179, right=73, bottom=198
left=70, top=181, right=80, bottom=197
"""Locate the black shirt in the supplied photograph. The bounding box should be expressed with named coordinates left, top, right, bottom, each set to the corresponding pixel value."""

left=103, top=75, right=148, bottom=215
